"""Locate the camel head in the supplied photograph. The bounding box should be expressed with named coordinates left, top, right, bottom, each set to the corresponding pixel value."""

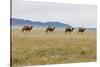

left=83, top=28, right=85, bottom=31
left=31, top=26, right=33, bottom=28
left=72, top=28, right=74, bottom=31
left=30, top=26, right=33, bottom=30
left=53, top=27, right=55, bottom=30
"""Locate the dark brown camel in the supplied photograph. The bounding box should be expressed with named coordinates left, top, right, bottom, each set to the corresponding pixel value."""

left=45, top=26, right=55, bottom=33
left=78, top=28, right=85, bottom=34
left=65, top=27, right=74, bottom=33
left=22, top=25, right=33, bottom=32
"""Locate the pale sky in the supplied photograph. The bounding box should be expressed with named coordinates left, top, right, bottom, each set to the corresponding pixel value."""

left=12, top=0, right=97, bottom=28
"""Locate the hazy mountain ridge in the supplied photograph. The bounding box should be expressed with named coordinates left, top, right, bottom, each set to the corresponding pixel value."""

left=11, top=18, right=72, bottom=28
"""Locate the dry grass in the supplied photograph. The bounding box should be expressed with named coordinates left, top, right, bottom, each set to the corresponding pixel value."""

left=11, top=28, right=96, bottom=66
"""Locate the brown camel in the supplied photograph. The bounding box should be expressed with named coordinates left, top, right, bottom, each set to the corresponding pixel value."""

left=78, top=28, right=85, bottom=34
left=65, top=27, right=74, bottom=33
left=22, top=25, right=33, bottom=32
left=45, top=26, right=55, bottom=33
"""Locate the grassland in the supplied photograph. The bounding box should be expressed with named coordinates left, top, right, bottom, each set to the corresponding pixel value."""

left=11, top=28, right=96, bottom=66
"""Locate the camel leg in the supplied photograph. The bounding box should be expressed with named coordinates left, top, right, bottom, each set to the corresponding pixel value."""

left=51, top=31, right=53, bottom=32
left=69, top=32, right=71, bottom=34
left=65, top=31, right=67, bottom=33
left=22, top=29, right=24, bottom=32
left=65, top=31, right=66, bottom=33
left=45, top=30, right=48, bottom=33
left=81, top=32, right=83, bottom=34
left=78, top=31, right=80, bottom=34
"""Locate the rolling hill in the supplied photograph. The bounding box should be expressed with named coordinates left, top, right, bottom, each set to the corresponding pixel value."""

left=11, top=18, right=72, bottom=28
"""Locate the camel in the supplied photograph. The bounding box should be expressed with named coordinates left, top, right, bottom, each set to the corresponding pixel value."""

left=65, top=27, right=74, bottom=33
left=22, top=25, right=33, bottom=32
left=45, top=26, right=55, bottom=33
left=78, top=28, right=85, bottom=34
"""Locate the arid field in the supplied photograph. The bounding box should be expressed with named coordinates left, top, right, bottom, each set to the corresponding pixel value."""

left=12, top=28, right=96, bottom=66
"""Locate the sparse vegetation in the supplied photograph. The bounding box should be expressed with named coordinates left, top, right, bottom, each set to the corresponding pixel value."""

left=12, top=28, right=96, bottom=66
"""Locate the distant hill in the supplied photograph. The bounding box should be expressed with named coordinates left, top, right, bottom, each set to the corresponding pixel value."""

left=86, top=28, right=96, bottom=32
left=11, top=18, right=72, bottom=28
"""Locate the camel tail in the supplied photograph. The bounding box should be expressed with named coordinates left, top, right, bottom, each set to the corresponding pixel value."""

left=22, top=29, right=24, bottom=32
left=45, top=29, right=48, bottom=33
left=78, top=31, right=79, bottom=34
